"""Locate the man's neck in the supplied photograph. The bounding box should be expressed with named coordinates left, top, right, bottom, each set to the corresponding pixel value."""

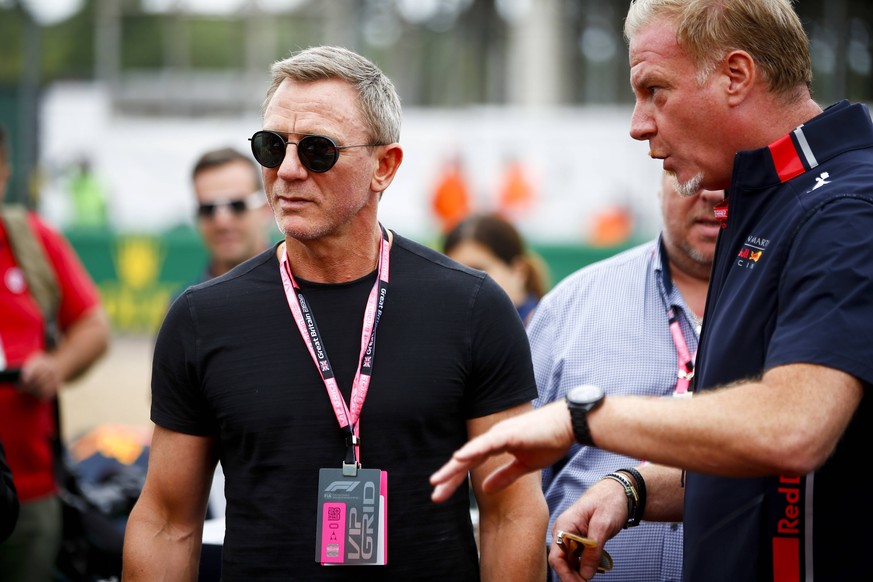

left=279, top=229, right=383, bottom=284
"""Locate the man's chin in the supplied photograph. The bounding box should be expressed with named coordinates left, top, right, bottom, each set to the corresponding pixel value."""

left=676, top=173, right=705, bottom=198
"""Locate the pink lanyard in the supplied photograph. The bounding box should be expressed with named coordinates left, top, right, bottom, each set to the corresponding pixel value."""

left=278, top=226, right=391, bottom=473
left=667, top=307, right=696, bottom=397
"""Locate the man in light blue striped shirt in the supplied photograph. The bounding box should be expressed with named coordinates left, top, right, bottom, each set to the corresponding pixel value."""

left=529, top=172, right=723, bottom=582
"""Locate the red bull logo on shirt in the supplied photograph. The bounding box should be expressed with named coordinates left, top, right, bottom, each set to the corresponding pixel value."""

left=737, top=235, right=769, bottom=269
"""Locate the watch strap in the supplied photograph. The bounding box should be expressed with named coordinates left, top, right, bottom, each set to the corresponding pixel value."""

left=569, top=406, right=595, bottom=446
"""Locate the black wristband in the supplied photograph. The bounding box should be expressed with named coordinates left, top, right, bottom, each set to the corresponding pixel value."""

left=618, top=467, right=646, bottom=527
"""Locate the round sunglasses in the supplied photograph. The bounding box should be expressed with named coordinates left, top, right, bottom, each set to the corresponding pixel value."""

left=249, top=130, right=382, bottom=173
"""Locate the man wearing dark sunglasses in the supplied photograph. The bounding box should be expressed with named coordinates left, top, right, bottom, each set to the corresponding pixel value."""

left=190, top=147, right=273, bottom=284
left=124, top=46, right=547, bottom=581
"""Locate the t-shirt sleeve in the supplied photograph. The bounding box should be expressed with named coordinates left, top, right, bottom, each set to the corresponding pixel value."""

left=465, top=274, right=538, bottom=418
left=151, top=291, right=219, bottom=436
left=768, top=197, right=873, bottom=386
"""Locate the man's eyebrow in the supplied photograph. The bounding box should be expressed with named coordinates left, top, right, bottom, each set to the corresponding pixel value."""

left=630, top=67, right=663, bottom=92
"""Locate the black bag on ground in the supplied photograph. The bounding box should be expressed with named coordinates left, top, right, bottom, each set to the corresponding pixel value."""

left=53, top=425, right=148, bottom=581
left=54, top=446, right=132, bottom=581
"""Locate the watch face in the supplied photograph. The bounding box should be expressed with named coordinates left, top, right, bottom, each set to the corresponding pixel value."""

left=568, top=384, right=603, bottom=403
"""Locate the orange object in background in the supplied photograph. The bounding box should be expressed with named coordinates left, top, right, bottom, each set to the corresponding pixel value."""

left=432, top=156, right=472, bottom=234
left=497, top=158, right=536, bottom=217
left=589, top=206, right=634, bottom=247
left=69, top=423, right=151, bottom=466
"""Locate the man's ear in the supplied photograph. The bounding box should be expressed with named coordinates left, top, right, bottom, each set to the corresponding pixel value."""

left=372, top=144, right=403, bottom=194
left=722, top=50, right=755, bottom=106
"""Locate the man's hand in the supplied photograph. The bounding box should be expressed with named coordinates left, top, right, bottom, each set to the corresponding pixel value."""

left=549, top=478, right=628, bottom=581
left=19, top=351, right=62, bottom=400
left=430, top=400, right=576, bottom=502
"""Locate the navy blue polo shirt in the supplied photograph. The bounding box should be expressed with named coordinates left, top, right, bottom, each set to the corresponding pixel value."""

left=686, top=101, right=873, bottom=581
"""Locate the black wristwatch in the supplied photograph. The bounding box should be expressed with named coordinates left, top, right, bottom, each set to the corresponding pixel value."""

left=566, top=384, right=605, bottom=446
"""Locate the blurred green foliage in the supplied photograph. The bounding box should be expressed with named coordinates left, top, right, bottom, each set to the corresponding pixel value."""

left=0, top=1, right=95, bottom=82
left=189, top=19, right=244, bottom=69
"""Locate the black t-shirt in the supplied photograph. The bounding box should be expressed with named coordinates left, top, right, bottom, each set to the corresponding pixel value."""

left=152, top=233, right=537, bottom=581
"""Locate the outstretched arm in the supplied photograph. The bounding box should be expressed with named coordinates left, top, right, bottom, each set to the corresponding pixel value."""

left=431, top=400, right=575, bottom=503
left=432, top=363, right=863, bottom=502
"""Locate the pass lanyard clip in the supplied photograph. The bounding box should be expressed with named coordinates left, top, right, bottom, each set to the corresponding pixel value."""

left=343, top=430, right=361, bottom=476
left=279, top=225, right=392, bottom=472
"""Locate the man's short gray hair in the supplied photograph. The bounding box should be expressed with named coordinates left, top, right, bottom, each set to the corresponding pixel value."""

left=263, top=45, right=402, bottom=146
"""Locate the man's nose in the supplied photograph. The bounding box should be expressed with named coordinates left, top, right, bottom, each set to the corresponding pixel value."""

left=629, top=102, right=655, bottom=142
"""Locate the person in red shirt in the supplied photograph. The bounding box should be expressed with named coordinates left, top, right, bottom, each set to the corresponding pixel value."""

left=0, top=125, right=110, bottom=581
